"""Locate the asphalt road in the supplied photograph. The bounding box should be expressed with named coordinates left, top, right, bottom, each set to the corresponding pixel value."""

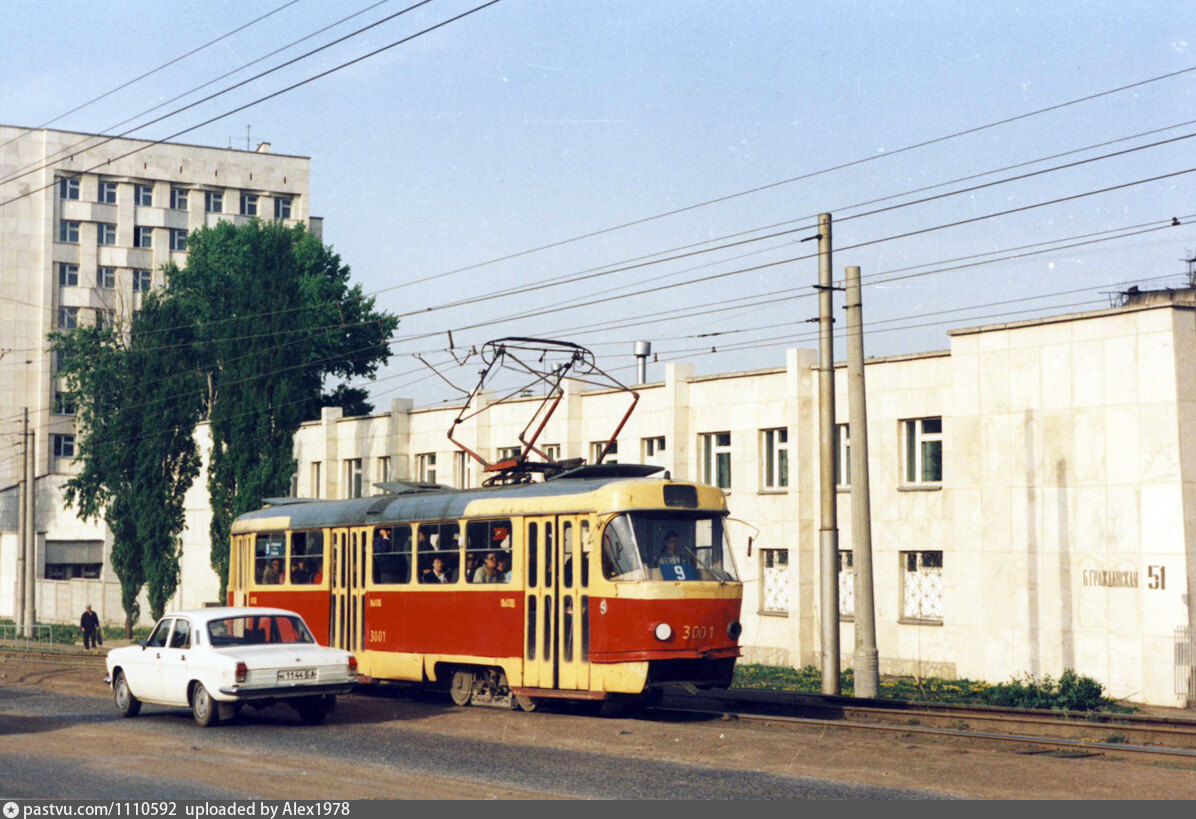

left=0, top=682, right=947, bottom=800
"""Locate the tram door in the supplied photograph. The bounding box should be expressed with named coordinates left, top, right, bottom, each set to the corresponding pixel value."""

left=329, top=527, right=369, bottom=652
left=523, top=515, right=591, bottom=690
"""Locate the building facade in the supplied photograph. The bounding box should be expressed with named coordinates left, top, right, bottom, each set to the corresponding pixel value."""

left=0, top=125, right=312, bottom=617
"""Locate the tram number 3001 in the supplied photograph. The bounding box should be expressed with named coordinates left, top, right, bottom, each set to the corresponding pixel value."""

left=681, top=625, right=715, bottom=640
left=369, top=630, right=386, bottom=643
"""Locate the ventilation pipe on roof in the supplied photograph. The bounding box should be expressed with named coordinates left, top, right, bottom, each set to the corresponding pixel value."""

left=634, top=341, right=651, bottom=385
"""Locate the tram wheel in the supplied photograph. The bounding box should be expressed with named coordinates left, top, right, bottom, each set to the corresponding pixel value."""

left=450, top=670, right=475, bottom=706
left=514, top=693, right=539, bottom=712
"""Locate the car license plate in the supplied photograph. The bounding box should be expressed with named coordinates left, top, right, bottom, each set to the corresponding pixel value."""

left=278, top=669, right=317, bottom=682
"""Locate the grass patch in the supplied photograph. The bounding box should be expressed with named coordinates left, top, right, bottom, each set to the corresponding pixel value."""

left=732, top=664, right=1134, bottom=713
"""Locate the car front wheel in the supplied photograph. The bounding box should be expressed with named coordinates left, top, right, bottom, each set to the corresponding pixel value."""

left=113, top=671, right=141, bottom=718
left=191, top=683, right=220, bottom=728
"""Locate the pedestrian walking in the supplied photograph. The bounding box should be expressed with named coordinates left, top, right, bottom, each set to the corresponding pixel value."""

left=80, top=604, right=102, bottom=651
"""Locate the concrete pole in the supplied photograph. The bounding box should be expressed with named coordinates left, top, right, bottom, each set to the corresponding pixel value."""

left=817, top=213, right=840, bottom=695
left=15, top=409, right=27, bottom=636
left=845, top=265, right=880, bottom=698
left=24, top=423, right=36, bottom=633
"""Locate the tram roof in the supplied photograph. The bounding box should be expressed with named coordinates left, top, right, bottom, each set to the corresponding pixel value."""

left=231, top=466, right=722, bottom=533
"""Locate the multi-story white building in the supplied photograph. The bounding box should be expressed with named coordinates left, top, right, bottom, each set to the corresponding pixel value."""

left=0, top=125, right=312, bottom=613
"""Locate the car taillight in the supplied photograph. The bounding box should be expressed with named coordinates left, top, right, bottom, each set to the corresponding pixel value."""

left=235, top=662, right=247, bottom=683
left=347, top=655, right=358, bottom=676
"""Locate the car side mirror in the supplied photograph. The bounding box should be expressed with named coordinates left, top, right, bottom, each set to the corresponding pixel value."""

left=138, top=640, right=147, bottom=649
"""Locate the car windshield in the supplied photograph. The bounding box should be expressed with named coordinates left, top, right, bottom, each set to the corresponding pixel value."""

left=601, top=512, right=738, bottom=582
left=207, top=615, right=315, bottom=647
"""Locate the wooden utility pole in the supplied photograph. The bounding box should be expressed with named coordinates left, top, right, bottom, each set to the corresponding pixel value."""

left=845, top=265, right=879, bottom=697
left=817, top=213, right=840, bottom=695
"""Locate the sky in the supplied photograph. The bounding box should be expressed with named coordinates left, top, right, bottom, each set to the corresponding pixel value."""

left=2, top=0, right=1194, bottom=409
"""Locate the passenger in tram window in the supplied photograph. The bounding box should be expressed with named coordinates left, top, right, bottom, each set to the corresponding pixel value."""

left=472, top=552, right=502, bottom=583
left=657, top=532, right=698, bottom=581
left=464, top=552, right=479, bottom=580
left=290, top=559, right=310, bottom=584
left=373, top=527, right=392, bottom=551
left=424, top=556, right=454, bottom=584
left=496, top=553, right=511, bottom=583
left=262, top=558, right=285, bottom=584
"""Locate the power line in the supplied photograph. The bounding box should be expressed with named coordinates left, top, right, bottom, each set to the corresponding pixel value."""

left=0, top=0, right=399, bottom=187
left=365, top=63, right=1196, bottom=293
left=0, top=0, right=304, bottom=153
left=0, top=0, right=503, bottom=210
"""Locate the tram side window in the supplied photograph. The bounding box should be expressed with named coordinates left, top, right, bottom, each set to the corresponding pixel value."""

left=418, top=523, right=460, bottom=583
left=601, top=516, right=645, bottom=581
left=255, top=533, right=286, bottom=584
left=290, top=531, right=325, bottom=584
left=466, top=519, right=512, bottom=584
left=373, top=525, right=412, bottom=584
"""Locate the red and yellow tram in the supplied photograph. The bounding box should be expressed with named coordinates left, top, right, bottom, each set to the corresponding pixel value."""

left=228, top=464, right=742, bottom=709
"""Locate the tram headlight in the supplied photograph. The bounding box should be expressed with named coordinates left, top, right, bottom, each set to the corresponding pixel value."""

left=653, top=623, right=673, bottom=642
left=727, top=621, right=742, bottom=640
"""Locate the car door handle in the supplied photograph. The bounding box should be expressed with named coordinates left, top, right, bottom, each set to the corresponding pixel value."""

left=155, top=652, right=161, bottom=659
left=181, top=655, right=186, bottom=661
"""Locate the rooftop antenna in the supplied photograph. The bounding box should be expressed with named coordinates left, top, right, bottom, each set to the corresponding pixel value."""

left=1181, top=250, right=1196, bottom=287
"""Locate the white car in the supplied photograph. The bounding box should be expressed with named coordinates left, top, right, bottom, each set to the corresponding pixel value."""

left=105, top=607, right=357, bottom=727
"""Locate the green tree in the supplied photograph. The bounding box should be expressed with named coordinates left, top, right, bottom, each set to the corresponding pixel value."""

left=50, top=294, right=205, bottom=632
left=161, top=221, right=398, bottom=595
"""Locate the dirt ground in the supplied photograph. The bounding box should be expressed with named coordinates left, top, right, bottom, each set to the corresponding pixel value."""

left=3, top=655, right=1196, bottom=799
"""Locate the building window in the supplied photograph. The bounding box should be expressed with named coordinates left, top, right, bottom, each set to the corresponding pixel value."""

left=453, top=451, right=470, bottom=488
left=58, top=220, right=80, bottom=243
left=57, top=306, right=78, bottom=329
left=45, top=563, right=101, bottom=580
left=58, top=263, right=78, bottom=287
left=700, top=432, right=732, bottom=489
left=169, top=229, right=187, bottom=252
left=132, top=269, right=151, bottom=292
left=274, top=196, right=292, bottom=220
left=641, top=436, right=666, bottom=466
left=901, top=551, right=943, bottom=622
left=134, top=184, right=153, bottom=207
left=58, top=177, right=80, bottom=200
left=344, top=458, right=363, bottom=499
left=838, top=550, right=854, bottom=617
left=240, top=193, right=258, bottom=216
left=835, top=424, right=851, bottom=488
left=95, top=309, right=114, bottom=331
left=134, top=226, right=152, bottom=248
left=377, top=456, right=391, bottom=484
left=590, top=440, right=617, bottom=464
left=53, top=392, right=76, bottom=415
left=96, top=223, right=117, bottom=246
left=496, top=446, right=521, bottom=462
left=416, top=453, right=437, bottom=483
left=52, top=434, right=75, bottom=458
left=205, top=190, right=223, bottom=213
left=54, top=350, right=70, bottom=374
left=903, top=417, right=942, bottom=484
left=131, top=310, right=142, bottom=326
left=761, top=548, right=790, bottom=614
left=98, top=180, right=118, bottom=204
left=97, top=266, right=116, bottom=289
left=542, top=444, right=561, bottom=462
left=761, top=428, right=789, bottom=490
left=170, top=187, right=188, bottom=210
left=311, top=461, right=322, bottom=498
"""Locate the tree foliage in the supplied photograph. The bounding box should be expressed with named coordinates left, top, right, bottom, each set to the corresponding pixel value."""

left=160, top=221, right=398, bottom=595
left=50, top=294, right=205, bottom=632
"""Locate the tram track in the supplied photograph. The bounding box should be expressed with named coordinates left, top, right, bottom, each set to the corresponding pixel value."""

left=658, top=687, right=1196, bottom=764
left=7, top=647, right=1196, bottom=765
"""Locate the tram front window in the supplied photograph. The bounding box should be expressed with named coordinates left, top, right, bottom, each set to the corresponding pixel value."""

left=601, top=513, right=737, bottom=582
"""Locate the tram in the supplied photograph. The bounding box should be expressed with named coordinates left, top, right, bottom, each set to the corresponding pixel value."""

left=227, top=464, right=743, bottom=709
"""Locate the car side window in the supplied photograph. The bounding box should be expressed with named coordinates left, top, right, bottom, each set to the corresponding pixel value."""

left=169, top=619, right=191, bottom=649
left=146, top=619, right=172, bottom=648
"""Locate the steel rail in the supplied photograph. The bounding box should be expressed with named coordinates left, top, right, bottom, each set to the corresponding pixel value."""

left=653, top=705, right=1196, bottom=763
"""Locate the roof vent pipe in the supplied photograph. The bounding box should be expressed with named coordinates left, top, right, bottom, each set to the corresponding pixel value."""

left=634, top=341, right=652, bottom=385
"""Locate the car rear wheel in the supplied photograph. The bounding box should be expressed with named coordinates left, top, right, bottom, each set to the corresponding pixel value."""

left=191, top=683, right=220, bottom=728
left=297, top=695, right=334, bottom=724
left=113, top=671, right=141, bottom=718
